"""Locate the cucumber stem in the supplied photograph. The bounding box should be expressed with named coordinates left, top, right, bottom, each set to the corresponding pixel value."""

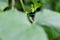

left=12, top=0, right=15, bottom=10
left=20, top=0, right=25, bottom=12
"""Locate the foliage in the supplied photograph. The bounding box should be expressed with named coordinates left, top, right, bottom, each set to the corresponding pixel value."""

left=0, top=0, right=60, bottom=40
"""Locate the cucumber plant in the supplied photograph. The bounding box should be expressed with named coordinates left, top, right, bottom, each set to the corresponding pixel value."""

left=0, top=0, right=60, bottom=40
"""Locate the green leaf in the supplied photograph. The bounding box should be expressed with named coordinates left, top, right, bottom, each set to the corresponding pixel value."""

left=24, top=24, right=48, bottom=40
left=0, top=9, right=48, bottom=40
left=34, top=9, right=60, bottom=40
left=35, top=9, right=60, bottom=27
left=0, top=0, right=8, bottom=11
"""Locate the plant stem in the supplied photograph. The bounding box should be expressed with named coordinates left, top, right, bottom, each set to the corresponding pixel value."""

left=20, top=0, right=25, bottom=12
left=12, top=0, right=15, bottom=10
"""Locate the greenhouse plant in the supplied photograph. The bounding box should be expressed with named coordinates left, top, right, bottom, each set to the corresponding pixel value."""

left=0, top=0, right=60, bottom=40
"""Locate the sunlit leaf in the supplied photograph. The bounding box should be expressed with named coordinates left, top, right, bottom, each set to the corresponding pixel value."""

left=34, top=9, right=60, bottom=40
left=0, top=9, right=48, bottom=40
